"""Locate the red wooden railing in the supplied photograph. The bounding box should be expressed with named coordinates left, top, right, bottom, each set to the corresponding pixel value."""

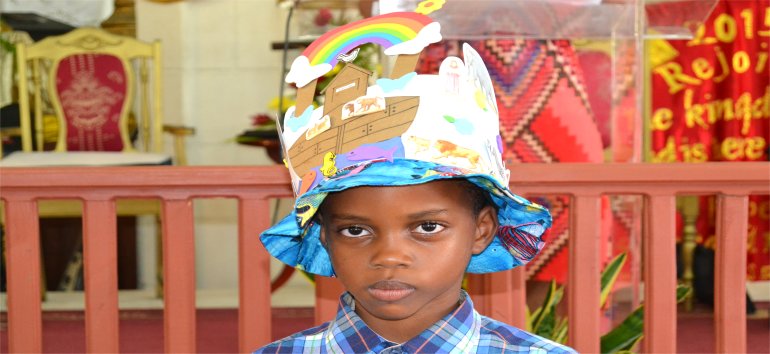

left=1, top=162, right=768, bottom=353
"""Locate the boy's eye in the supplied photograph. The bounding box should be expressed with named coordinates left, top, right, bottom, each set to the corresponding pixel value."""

left=339, top=226, right=371, bottom=238
left=413, top=222, right=444, bottom=234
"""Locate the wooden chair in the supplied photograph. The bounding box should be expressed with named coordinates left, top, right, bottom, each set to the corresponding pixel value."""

left=8, top=27, right=193, bottom=163
left=2, top=27, right=194, bottom=296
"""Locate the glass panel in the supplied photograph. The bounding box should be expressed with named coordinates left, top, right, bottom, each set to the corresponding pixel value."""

left=381, top=0, right=718, bottom=40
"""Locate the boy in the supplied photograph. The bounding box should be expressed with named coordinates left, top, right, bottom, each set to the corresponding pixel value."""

left=257, top=8, right=575, bottom=353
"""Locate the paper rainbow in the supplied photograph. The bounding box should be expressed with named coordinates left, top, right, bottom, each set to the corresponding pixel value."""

left=303, top=12, right=434, bottom=68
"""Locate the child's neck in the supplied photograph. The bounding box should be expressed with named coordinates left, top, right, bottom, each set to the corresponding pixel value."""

left=353, top=290, right=464, bottom=343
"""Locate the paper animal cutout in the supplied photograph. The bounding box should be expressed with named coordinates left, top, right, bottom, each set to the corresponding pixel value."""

left=341, top=96, right=386, bottom=120
left=348, top=144, right=399, bottom=162
left=320, top=151, right=337, bottom=177
left=299, top=170, right=319, bottom=195
left=405, top=135, right=481, bottom=169
left=305, top=115, right=331, bottom=140
left=337, top=48, right=360, bottom=63
left=435, top=140, right=480, bottom=168
left=333, top=161, right=372, bottom=180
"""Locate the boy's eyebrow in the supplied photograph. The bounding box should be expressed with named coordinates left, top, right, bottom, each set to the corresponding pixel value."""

left=327, top=209, right=449, bottom=222
left=407, top=209, right=449, bottom=220
left=327, top=213, right=372, bottom=222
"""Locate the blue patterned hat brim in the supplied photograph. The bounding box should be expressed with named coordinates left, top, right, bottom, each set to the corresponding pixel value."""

left=260, top=159, right=551, bottom=277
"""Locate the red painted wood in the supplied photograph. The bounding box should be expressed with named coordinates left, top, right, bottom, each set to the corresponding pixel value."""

left=3, top=199, right=43, bottom=353
left=82, top=199, right=120, bottom=353
left=507, top=162, right=768, bottom=192
left=468, top=270, right=525, bottom=328
left=486, top=271, right=514, bottom=326
left=630, top=214, right=642, bottom=309
left=715, top=195, right=748, bottom=353
left=568, top=194, right=601, bottom=352
left=0, top=165, right=292, bottom=191
left=465, top=274, right=487, bottom=316
left=315, top=277, right=345, bottom=325
left=0, top=163, right=766, bottom=352
left=510, top=267, right=527, bottom=329
left=643, top=195, right=677, bottom=353
left=238, top=198, right=272, bottom=351
left=0, top=163, right=766, bottom=195
left=161, top=199, right=196, bottom=353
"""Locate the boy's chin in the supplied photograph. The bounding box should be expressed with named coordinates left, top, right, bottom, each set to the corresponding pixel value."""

left=355, top=300, right=422, bottom=322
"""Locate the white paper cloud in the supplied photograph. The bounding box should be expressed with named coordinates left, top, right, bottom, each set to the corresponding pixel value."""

left=384, top=22, right=442, bottom=56
left=285, top=56, right=332, bottom=87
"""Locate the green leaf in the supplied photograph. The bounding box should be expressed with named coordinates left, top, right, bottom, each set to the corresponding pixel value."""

left=601, top=253, right=627, bottom=308
left=601, top=305, right=644, bottom=353
left=533, top=282, right=565, bottom=340
left=600, top=284, right=691, bottom=353
left=526, top=306, right=535, bottom=332
left=536, top=310, right=556, bottom=338
left=676, top=285, right=692, bottom=302
left=623, top=336, right=644, bottom=353
left=0, top=37, right=14, bottom=55
left=553, top=316, right=569, bottom=344
left=443, top=115, right=456, bottom=123
left=531, top=280, right=561, bottom=334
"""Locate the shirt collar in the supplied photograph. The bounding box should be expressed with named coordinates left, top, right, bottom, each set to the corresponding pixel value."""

left=324, top=290, right=480, bottom=353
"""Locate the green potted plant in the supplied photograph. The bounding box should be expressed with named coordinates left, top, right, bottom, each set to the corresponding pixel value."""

left=528, top=253, right=691, bottom=353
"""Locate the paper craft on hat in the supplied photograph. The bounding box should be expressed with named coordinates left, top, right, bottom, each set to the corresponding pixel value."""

left=262, top=8, right=552, bottom=277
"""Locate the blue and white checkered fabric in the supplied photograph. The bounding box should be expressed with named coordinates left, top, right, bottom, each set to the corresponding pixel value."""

left=254, top=291, right=576, bottom=354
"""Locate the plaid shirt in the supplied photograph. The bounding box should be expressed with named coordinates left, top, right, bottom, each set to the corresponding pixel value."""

left=255, top=291, right=576, bottom=354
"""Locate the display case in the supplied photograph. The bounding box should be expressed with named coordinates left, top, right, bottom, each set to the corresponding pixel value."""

left=375, top=0, right=719, bottom=345
left=380, top=0, right=718, bottom=162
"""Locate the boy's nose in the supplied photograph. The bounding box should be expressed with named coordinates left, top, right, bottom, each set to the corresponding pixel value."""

left=369, top=232, right=413, bottom=269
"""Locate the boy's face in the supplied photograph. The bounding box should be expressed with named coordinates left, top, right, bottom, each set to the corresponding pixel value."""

left=319, top=180, right=498, bottom=339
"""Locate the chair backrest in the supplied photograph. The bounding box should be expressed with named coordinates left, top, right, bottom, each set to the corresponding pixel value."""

left=15, top=27, right=163, bottom=153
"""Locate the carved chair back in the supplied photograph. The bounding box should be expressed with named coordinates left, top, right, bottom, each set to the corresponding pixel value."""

left=16, top=27, right=163, bottom=153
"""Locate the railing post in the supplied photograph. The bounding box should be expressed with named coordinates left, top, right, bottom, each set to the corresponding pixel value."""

left=510, top=267, right=527, bottom=329
left=315, top=277, right=345, bottom=325
left=161, top=198, right=197, bottom=353
left=715, top=195, right=748, bottom=353
left=568, top=194, right=601, bottom=352
left=643, top=194, right=677, bottom=353
left=476, top=270, right=524, bottom=328
left=3, top=198, right=43, bottom=353
left=238, top=197, right=272, bottom=351
left=465, top=273, right=488, bottom=316
left=82, top=198, right=120, bottom=353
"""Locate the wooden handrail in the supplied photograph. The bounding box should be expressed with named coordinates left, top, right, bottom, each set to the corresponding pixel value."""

left=1, top=162, right=768, bottom=353
left=1, top=165, right=292, bottom=353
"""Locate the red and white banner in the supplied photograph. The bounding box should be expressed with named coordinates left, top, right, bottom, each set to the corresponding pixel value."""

left=651, top=0, right=769, bottom=280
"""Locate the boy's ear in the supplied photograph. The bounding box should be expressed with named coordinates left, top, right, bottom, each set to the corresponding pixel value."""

left=471, top=205, right=498, bottom=254
left=317, top=215, right=328, bottom=247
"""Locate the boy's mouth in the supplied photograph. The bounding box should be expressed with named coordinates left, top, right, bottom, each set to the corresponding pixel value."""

left=368, top=280, right=415, bottom=302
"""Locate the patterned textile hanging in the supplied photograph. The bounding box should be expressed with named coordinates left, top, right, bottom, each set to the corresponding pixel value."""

left=418, top=39, right=604, bottom=283
left=650, top=0, right=770, bottom=281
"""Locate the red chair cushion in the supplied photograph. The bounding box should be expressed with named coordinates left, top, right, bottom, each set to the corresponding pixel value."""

left=56, top=53, right=127, bottom=151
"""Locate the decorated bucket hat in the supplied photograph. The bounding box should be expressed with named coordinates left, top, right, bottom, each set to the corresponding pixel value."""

left=261, top=8, right=552, bottom=277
